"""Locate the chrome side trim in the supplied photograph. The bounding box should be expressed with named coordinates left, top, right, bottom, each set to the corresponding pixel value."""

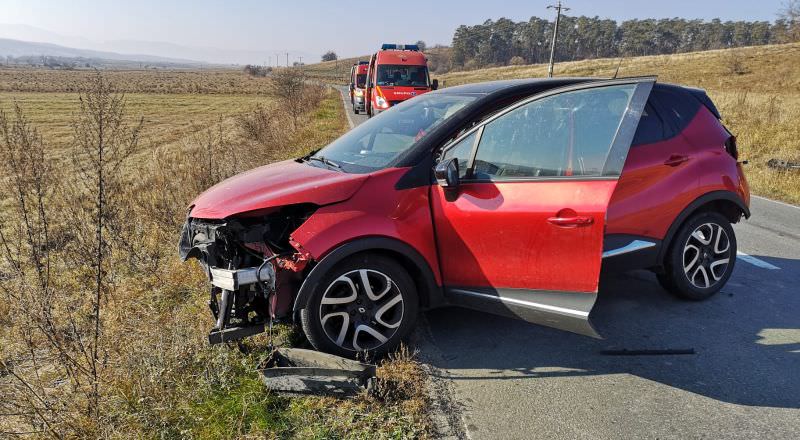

left=447, top=288, right=601, bottom=339
left=602, top=239, right=656, bottom=259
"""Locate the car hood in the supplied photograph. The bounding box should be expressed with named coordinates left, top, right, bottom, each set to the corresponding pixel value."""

left=189, top=159, right=369, bottom=219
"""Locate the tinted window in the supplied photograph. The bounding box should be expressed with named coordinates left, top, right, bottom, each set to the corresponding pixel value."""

left=472, top=85, right=635, bottom=179
left=356, top=74, right=367, bottom=88
left=651, top=88, right=700, bottom=136
left=632, top=103, right=666, bottom=146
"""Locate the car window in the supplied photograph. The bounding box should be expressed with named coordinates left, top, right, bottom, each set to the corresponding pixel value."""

left=471, top=84, right=636, bottom=179
left=650, top=88, right=700, bottom=136
left=632, top=102, right=666, bottom=146
left=311, top=93, right=476, bottom=173
left=441, top=131, right=478, bottom=178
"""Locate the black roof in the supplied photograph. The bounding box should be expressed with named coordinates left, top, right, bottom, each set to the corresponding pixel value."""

left=437, top=77, right=599, bottom=95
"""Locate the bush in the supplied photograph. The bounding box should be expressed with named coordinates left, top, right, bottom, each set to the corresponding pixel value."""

left=321, top=51, right=338, bottom=62
left=509, top=56, right=527, bottom=66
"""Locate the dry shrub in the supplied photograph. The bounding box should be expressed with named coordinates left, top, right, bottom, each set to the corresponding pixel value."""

left=373, top=345, right=428, bottom=403
left=0, top=72, right=143, bottom=437
left=269, top=69, right=326, bottom=130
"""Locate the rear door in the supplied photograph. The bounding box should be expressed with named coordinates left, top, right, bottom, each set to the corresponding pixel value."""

left=432, top=78, right=654, bottom=336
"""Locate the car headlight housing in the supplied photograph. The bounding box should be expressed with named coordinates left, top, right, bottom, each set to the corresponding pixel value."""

left=376, top=96, right=388, bottom=108
left=354, top=88, right=363, bottom=97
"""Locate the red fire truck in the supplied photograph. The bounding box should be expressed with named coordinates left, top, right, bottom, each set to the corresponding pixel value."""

left=364, top=44, right=438, bottom=117
left=349, top=61, right=369, bottom=114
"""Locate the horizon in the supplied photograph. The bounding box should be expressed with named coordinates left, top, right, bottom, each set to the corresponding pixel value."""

left=0, top=0, right=789, bottom=64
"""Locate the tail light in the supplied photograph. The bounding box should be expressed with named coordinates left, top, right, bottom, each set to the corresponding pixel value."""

left=725, top=136, right=738, bottom=160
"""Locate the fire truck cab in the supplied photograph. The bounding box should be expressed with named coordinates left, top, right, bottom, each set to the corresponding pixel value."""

left=364, top=44, right=437, bottom=117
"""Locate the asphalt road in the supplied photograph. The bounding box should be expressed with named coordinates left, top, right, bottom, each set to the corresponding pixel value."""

left=337, top=88, right=800, bottom=439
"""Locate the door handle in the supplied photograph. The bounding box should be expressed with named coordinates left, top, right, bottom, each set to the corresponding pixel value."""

left=547, top=216, right=594, bottom=227
left=664, top=154, right=689, bottom=166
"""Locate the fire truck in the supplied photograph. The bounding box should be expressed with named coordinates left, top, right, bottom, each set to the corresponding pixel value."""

left=364, top=44, right=437, bottom=117
left=349, top=61, right=369, bottom=114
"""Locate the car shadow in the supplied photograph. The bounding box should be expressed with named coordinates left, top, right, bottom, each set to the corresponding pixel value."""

left=421, top=254, right=800, bottom=408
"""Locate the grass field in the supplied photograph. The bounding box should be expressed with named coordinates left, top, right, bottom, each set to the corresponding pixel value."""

left=0, top=92, right=264, bottom=156
left=0, top=68, right=432, bottom=438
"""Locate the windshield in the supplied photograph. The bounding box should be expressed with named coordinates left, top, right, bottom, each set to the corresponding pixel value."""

left=309, top=93, right=476, bottom=173
left=376, top=64, right=429, bottom=87
left=356, top=74, right=366, bottom=88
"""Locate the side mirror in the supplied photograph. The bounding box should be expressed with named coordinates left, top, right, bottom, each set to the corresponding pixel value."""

left=431, top=79, right=439, bottom=90
left=434, top=158, right=460, bottom=200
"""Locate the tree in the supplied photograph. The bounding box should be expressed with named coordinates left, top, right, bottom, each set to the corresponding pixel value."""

left=415, top=40, right=427, bottom=52
left=321, top=51, right=338, bottom=62
left=778, top=0, right=800, bottom=41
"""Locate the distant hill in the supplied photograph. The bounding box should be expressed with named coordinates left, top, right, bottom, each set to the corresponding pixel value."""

left=0, top=38, right=209, bottom=68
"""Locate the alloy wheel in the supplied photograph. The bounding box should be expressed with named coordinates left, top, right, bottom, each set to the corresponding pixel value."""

left=319, top=269, right=404, bottom=351
left=682, top=222, right=731, bottom=289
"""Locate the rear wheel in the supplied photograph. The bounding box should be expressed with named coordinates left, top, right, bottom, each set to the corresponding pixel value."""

left=300, top=254, right=418, bottom=358
left=659, top=211, right=736, bottom=300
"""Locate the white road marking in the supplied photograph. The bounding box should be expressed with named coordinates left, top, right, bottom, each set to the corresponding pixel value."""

left=338, top=88, right=355, bottom=129
left=736, top=251, right=781, bottom=270
left=752, top=195, right=800, bottom=210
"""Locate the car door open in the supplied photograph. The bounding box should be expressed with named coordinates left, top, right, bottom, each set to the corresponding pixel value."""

left=432, top=78, right=655, bottom=337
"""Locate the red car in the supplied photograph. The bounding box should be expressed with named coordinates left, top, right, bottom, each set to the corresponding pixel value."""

left=364, top=43, right=438, bottom=117
left=179, top=77, right=749, bottom=357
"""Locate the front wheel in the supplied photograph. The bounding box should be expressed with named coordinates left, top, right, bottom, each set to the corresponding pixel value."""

left=659, top=211, right=737, bottom=300
left=300, top=254, right=419, bottom=358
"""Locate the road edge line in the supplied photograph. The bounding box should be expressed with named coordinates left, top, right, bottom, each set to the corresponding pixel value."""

left=337, top=87, right=356, bottom=129
left=736, top=251, right=781, bottom=270
left=752, top=195, right=800, bottom=211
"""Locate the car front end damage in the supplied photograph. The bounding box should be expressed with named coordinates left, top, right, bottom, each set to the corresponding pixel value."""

left=178, top=204, right=317, bottom=344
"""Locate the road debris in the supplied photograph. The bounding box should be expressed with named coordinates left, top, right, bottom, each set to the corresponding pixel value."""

left=258, top=347, right=376, bottom=395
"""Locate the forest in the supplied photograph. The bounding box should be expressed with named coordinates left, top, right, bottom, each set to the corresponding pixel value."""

left=450, top=14, right=800, bottom=69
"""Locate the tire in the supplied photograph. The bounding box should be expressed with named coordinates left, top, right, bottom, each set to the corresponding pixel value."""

left=300, top=254, right=419, bottom=359
left=660, top=211, right=737, bottom=300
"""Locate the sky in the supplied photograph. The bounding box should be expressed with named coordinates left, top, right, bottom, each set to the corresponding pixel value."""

left=0, top=0, right=789, bottom=63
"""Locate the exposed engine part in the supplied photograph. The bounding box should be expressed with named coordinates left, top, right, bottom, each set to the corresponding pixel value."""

left=210, top=265, right=276, bottom=291
left=178, top=203, right=318, bottom=344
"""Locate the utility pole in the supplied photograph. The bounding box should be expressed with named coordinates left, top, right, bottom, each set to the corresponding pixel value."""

left=286, top=52, right=289, bottom=67
left=546, top=1, right=570, bottom=78
left=298, top=55, right=303, bottom=66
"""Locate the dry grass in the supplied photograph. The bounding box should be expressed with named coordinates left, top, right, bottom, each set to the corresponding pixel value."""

left=435, top=43, right=800, bottom=204
left=0, top=69, right=432, bottom=439
left=0, top=92, right=265, bottom=158
left=0, top=67, right=273, bottom=95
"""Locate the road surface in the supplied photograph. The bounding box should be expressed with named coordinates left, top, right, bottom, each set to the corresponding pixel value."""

left=337, top=88, right=800, bottom=439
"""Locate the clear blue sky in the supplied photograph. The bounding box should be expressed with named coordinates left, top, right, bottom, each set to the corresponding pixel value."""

left=0, top=0, right=788, bottom=58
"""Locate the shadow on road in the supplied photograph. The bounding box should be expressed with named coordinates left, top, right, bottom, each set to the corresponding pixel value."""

left=423, top=255, right=800, bottom=408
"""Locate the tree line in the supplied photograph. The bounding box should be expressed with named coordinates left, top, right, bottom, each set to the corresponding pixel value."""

left=451, top=13, right=800, bottom=69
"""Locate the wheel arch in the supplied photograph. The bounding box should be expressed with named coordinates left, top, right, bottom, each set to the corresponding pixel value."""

left=658, top=190, right=749, bottom=264
left=292, top=236, right=444, bottom=318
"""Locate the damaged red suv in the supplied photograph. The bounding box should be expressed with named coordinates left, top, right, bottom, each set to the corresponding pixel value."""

left=179, top=77, right=750, bottom=357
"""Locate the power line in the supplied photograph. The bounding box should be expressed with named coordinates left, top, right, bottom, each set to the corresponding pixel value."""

left=547, top=1, right=570, bottom=78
